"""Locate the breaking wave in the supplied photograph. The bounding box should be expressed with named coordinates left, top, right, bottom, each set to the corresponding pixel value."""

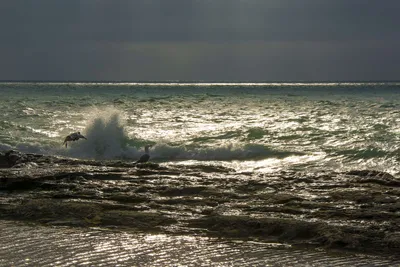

left=0, top=109, right=302, bottom=162
left=64, top=110, right=139, bottom=159
left=1, top=108, right=398, bottom=176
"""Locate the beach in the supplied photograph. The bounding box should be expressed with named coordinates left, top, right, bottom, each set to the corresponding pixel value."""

left=1, top=82, right=400, bottom=264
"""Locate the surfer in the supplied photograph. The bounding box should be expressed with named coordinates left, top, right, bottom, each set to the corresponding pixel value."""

left=63, top=132, right=87, bottom=148
left=134, top=145, right=152, bottom=164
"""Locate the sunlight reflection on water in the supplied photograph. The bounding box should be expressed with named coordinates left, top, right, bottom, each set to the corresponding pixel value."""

left=0, top=221, right=399, bottom=267
left=1, top=82, right=400, bottom=175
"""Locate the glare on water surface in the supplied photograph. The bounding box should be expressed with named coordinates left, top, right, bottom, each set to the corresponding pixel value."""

left=1, top=82, right=399, bottom=175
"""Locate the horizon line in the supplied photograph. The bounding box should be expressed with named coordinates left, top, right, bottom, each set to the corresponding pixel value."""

left=1, top=80, right=400, bottom=84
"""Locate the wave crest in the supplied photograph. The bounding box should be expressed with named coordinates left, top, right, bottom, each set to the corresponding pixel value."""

left=65, top=110, right=138, bottom=159
left=0, top=109, right=303, bottom=162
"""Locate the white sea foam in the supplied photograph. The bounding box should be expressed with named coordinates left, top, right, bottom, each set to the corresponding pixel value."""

left=48, top=108, right=301, bottom=161
left=1, top=82, right=400, bottom=174
left=63, top=108, right=140, bottom=159
left=0, top=107, right=304, bottom=162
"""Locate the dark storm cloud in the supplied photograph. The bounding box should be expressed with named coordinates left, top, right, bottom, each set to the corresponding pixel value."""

left=1, top=0, right=399, bottom=43
left=0, top=0, right=399, bottom=81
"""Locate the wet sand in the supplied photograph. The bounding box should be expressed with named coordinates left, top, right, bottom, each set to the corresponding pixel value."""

left=1, top=220, right=399, bottom=266
left=1, top=150, right=400, bottom=262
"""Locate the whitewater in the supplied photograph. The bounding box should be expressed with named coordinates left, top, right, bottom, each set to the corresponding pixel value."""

left=2, top=82, right=400, bottom=264
left=1, top=82, right=399, bottom=174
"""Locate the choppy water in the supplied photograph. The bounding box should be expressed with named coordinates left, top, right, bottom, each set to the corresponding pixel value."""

left=1, top=82, right=400, bottom=175
left=1, top=82, right=400, bottom=264
left=1, top=221, right=399, bottom=267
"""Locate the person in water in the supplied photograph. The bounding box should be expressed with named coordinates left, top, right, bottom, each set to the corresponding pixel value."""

left=63, top=132, right=87, bottom=147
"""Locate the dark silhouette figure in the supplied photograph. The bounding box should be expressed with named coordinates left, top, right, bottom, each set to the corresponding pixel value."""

left=135, top=145, right=152, bottom=164
left=63, top=132, right=87, bottom=148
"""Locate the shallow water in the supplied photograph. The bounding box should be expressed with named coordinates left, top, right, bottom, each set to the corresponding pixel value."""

left=1, top=152, right=399, bottom=256
left=1, top=82, right=400, bottom=263
left=1, top=221, right=399, bottom=267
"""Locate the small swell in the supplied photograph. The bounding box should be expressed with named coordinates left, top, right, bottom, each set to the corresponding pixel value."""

left=0, top=109, right=302, bottom=162
left=335, top=147, right=390, bottom=160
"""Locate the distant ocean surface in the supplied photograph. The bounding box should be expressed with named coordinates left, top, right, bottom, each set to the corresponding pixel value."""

left=1, top=82, right=400, bottom=175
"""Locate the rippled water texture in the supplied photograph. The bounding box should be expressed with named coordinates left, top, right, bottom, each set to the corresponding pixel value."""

left=1, top=81, right=400, bottom=266
left=1, top=82, right=400, bottom=175
left=1, top=221, right=399, bottom=267
left=1, top=152, right=399, bottom=257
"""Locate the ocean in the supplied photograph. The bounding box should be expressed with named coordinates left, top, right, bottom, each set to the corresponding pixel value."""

left=1, top=82, right=400, bottom=174
left=1, top=82, right=400, bottom=264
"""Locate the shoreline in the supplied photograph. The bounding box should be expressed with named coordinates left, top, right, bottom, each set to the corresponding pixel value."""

left=1, top=150, right=399, bottom=255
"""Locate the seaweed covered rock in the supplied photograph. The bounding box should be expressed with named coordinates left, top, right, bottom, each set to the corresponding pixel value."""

left=0, top=151, right=8, bottom=168
left=0, top=150, right=44, bottom=168
left=346, top=170, right=395, bottom=179
left=346, top=170, right=400, bottom=187
left=188, top=215, right=400, bottom=252
left=6, top=150, right=25, bottom=166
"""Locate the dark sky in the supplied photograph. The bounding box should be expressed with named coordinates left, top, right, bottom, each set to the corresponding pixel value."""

left=1, top=0, right=399, bottom=81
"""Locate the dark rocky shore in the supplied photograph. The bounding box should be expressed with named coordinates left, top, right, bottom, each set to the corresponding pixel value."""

left=1, top=150, right=399, bottom=255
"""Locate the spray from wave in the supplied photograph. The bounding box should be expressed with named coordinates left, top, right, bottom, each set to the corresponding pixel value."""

left=0, top=108, right=142, bottom=160
left=0, top=108, right=304, bottom=162
left=62, top=109, right=141, bottom=159
left=56, top=108, right=300, bottom=161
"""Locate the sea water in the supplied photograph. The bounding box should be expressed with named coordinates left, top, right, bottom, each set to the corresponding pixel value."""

left=1, top=82, right=400, bottom=264
left=1, top=82, right=399, bottom=175
left=1, top=221, right=399, bottom=266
